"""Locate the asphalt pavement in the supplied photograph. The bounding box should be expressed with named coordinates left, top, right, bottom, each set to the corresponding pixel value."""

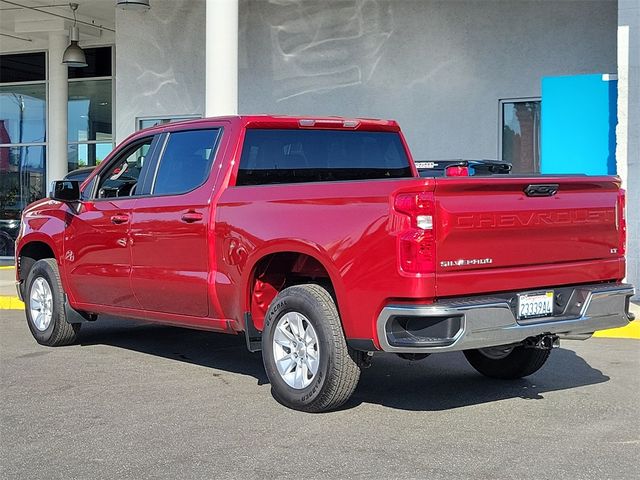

left=1, top=309, right=638, bottom=480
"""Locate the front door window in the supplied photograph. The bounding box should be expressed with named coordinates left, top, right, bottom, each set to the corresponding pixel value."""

left=95, top=139, right=152, bottom=199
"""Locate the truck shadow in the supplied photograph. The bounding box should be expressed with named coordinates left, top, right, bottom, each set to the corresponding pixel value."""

left=79, top=317, right=270, bottom=384
left=347, top=347, right=609, bottom=411
left=79, top=317, right=610, bottom=412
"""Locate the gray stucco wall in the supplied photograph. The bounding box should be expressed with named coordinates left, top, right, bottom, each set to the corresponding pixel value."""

left=115, top=0, right=206, bottom=142
left=619, top=0, right=639, bottom=294
left=238, top=0, right=617, bottom=160
left=117, top=0, right=618, bottom=160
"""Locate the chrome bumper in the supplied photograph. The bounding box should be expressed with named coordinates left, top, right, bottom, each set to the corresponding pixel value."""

left=376, top=283, right=635, bottom=353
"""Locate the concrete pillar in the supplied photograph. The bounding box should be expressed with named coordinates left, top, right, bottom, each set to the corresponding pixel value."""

left=205, top=0, right=238, bottom=117
left=47, top=32, right=68, bottom=185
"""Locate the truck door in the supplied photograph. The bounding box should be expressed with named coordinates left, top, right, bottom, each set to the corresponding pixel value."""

left=65, top=135, right=158, bottom=308
left=130, top=128, right=222, bottom=317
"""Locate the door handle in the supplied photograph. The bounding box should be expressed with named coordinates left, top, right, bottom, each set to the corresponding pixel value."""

left=181, top=211, right=203, bottom=223
left=110, top=214, right=129, bottom=224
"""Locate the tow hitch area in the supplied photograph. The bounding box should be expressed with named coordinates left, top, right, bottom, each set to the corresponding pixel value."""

left=523, top=334, right=560, bottom=350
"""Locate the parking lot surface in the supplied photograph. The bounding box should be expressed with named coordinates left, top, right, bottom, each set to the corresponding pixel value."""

left=1, top=310, right=639, bottom=480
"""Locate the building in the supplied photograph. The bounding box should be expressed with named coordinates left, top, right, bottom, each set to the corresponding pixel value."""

left=0, top=0, right=638, bottom=293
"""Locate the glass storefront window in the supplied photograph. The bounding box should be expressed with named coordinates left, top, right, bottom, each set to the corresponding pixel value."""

left=0, top=47, right=113, bottom=257
left=0, top=83, right=47, bottom=144
left=0, top=52, right=46, bottom=83
left=68, top=79, right=113, bottom=143
left=0, top=51, right=47, bottom=257
left=501, top=100, right=541, bottom=174
left=0, top=145, right=46, bottom=256
left=67, top=78, right=113, bottom=175
left=68, top=47, right=112, bottom=79
left=67, top=142, right=113, bottom=172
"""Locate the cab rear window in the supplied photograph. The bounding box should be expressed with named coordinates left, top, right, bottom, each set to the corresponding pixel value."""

left=236, top=129, right=412, bottom=186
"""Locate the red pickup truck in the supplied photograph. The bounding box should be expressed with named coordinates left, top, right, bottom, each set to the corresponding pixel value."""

left=15, top=115, right=635, bottom=412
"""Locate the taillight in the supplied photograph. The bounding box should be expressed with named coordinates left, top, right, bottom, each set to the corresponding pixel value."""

left=394, top=192, right=435, bottom=274
left=445, top=165, right=470, bottom=176
left=617, top=189, right=626, bottom=255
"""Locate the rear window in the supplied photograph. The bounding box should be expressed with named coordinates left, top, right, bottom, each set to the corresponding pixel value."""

left=236, top=129, right=412, bottom=186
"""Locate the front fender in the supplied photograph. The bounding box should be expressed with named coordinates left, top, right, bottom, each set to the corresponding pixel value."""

left=16, top=200, right=70, bottom=293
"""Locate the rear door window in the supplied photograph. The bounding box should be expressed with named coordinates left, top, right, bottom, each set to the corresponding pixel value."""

left=237, top=129, right=412, bottom=186
left=152, top=129, right=220, bottom=196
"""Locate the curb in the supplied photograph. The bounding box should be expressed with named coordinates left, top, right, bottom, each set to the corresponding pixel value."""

left=593, top=319, right=640, bottom=339
left=0, top=296, right=24, bottom=310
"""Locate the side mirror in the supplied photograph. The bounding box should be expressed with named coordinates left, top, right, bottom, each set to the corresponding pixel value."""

left=51, top=180, right=81, bottom=202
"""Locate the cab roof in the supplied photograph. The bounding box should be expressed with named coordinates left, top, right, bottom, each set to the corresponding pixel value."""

left=139, top=115, right=401, bottom=136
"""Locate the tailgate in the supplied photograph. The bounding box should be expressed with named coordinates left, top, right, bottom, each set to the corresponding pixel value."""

left=434, top=176, right=624, bottom=296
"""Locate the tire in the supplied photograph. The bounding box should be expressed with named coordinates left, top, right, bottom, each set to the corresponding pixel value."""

left=463, top=344, right=551, bottom=379
left=24, top=258, right=81, bottom=346
left=262, top=284, right=361, bottom=412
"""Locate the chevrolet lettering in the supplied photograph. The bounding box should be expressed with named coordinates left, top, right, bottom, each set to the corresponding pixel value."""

left=456, top=209, right=615, bottom=229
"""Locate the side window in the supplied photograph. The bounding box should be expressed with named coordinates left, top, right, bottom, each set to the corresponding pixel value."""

left=152, top=129, right=220, bottom=196
left=96, top=138, right=153, bottom=199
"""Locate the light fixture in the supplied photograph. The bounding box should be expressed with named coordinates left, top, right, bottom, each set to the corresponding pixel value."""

left=62, top=3, right=87, bottom=68
left=116, top=0, right=151, bottom=10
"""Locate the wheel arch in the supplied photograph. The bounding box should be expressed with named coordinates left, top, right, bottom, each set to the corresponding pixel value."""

left=16, top=236, right=57, bottom=298
left=242, top=243, right=346, bottom=332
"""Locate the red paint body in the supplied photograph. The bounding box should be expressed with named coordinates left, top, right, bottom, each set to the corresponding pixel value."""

left=15, top=116, right=626, bottom=348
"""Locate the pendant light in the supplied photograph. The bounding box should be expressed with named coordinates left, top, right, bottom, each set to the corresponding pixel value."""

left=62, top=3, right=87, bottom=68
left=116, top=0, right=151, bottom=10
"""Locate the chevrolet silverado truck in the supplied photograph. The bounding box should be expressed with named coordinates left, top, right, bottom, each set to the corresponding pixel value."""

left=15, top=115, right=635, bottom=412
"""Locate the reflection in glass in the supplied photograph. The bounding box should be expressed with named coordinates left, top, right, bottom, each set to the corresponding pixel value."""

left=502, top=101, right=541, bottom=174
left=67, top=142, right=113, bottom=172
left=68, top=79, right=112, bottom=142
left=68, top=47, right=112, bottom=79
left=0, top=145, right=46, bottom=256
left=0, top=84, right=47, bottom=144
left=138, top=116, right=200, bottom=130
left=0, top=52, right=46, bottom=83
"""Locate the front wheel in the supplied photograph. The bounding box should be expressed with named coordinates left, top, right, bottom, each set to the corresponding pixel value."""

left=25, top=258, right=81, bottom=346
left=261, top=284, right=361, bottom=412
left=463, top=344, right=551, bottom=379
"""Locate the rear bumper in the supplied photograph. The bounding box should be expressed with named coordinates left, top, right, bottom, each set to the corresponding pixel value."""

left=376, top=282, right=635, bottom=353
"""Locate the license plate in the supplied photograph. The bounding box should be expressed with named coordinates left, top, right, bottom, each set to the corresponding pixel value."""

left=517, top=291, right=554, bottom=319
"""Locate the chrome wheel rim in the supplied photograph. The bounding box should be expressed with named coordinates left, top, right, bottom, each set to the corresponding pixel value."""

left=29, top=277, right=53, bottom=332
left=478, top=345, right=515, bottom=360
left=272, top=312, right=320, bottom=389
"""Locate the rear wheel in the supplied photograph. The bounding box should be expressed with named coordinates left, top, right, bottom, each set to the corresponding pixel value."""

left=463, top=344, right=551, bottom=379
left=25, top=259, right=80, bottom=346
left=262, top=284, right=361, bottom=412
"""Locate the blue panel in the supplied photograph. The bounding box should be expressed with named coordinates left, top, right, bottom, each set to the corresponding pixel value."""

left=541, top=74, right=617, bottom=175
